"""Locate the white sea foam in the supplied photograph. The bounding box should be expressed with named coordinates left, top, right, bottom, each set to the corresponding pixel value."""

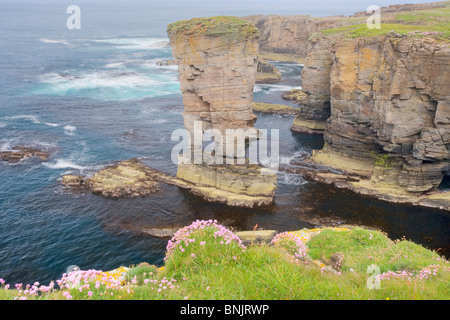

left=278, top=172, right=307, bottom=186
left=63, top=125, right=77, bottom=136
left=42, top=159, right=85, bottom=170
left=104, top=62, right=126, bottom=68
left=39, top=38, right=70, bottom=46
left=39, top=71, right=159, bottom=91
left=279, top=151, right=307, bottom=165
left=254, top=84, right=302, bottom=94
left=35, top=58, right=180, bottom=100
left=104, top=58, right=178, bottom=72
left=4, top=114, right=41, bottom=124
left=0, top=141, right=14, bottom=152
left=149, top=118, right=169, bottom=125
left=92, top=37, right=170, bottom=50
left=44, top=122, right=60, bottom=127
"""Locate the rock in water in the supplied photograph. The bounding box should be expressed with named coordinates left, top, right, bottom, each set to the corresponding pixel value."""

left=256, top=59, right=282, bottom=83
left=176, top=162, right=278, bottom=207
left=62, top=159, right=161, bottom=199
left=61, top=175, right=84, bottom=187
left=167, top=16, right=278, bottom=207
left=0, top=146, right=50, bottom=163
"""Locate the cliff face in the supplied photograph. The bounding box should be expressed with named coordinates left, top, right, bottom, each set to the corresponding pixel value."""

left=167, top=16, right=278, bottom=207
left=168, top=17, right=259, bottom=144
left=289, top=34, right=335, bottom=133
left=321, top=36, right=449, bottom=193
left=242, top=15, right=349, bottom=58
left=301, top=35, right=448, bottom=207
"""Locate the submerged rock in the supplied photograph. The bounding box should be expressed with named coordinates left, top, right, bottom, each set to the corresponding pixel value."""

left=0, top=146, right=50, bottom=163
left=142, top=228, right=179, bottom=238
left=61, top=175, right=84, bottom=187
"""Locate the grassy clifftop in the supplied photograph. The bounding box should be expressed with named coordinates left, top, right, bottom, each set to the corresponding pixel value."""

left=167, top=16, right=259, bottom=39
left=318, top=3, right=450, bottom=40
left=1, top=221, right=448, bottom=300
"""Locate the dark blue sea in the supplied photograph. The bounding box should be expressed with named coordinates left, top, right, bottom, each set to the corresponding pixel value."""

left=0, top=0, right=448, bottom=286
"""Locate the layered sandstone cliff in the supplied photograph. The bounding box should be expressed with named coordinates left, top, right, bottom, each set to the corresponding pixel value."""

left=245, top=3, right=450, bottom=208
left=242, top=15, right=351, bottom=58
left=167, top=17, right=260, bottom=146
left=167, top=16, right=278, bottom=207
left=313, top=36, right=449, bottom=195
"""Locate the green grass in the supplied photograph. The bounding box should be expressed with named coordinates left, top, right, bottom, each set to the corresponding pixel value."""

left=307, top=228, right=443, bottom=274
left=395, top=3, right=450, bottom=25
left=319, top=4, right=450, bottom=41
left=321, top=23, right=450, bottom=39
left=1, top=224, right=448, bottom=300
left=167, top=16, right=259, bottom=39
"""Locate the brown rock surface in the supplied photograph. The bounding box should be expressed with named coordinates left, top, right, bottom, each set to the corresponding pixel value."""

left=0, top=146, right=50, bottom=163
left=315, top=35, right=449, bottom=195
left=167, top=16, right=278, bottom=207
left=167, top=16, right=260, bottom=155
left=242, top=15, right=352, bottom=58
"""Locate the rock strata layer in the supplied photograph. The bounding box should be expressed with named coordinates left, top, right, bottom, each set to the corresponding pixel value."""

left=317, top=36, right=450, bottom=195
left=167, top=16, right=260, bottom=152
left=167, top=16, right=278, bottom=207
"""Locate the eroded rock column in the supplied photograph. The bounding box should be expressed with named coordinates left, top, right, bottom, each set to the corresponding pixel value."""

left=168, top=16, right=278, bottom=207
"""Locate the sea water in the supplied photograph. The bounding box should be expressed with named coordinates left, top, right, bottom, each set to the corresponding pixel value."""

left=0, top=0, right=448, bottom=285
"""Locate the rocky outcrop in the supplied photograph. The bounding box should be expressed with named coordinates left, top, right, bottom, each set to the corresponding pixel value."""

left=312, top=35, right=449, bottom=202
left=62, top=159, right=161, bottom=198
left=246, top=4, right=449, bottom=208
left=234, top=230, right=278, bottom=245
left=165, top=17, right=279, bottom=207
left=256, top=59, right=281, bottom=83
left=167, top=16, right=259, bottom=151
left=0, top=146, right=50, bottom=163
left=246, top=16, right=341, bottom=133
left=242, top=15, right=351, bottom=58
left=176, top=162, right=277, bottom=207
left=252, top=102, right=296, bottom=115
left=284, top=34, right=336, bottom=133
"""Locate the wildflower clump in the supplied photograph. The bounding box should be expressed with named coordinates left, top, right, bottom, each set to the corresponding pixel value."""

left=271, top=232, right=307, bottom=260
left=164, top=220, right=246, bottom=276
left=56, top=268, right=127, bottom=300
left=389, top=30, right=444, bottom=38
left=376, top=264, right=449, bottom=282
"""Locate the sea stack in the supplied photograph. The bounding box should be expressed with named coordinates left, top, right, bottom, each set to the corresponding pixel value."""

left=167, top=16, right=278, bottom=207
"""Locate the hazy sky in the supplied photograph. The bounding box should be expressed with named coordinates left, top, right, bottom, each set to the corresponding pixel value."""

left=0, top=0, right=443, bottom=17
